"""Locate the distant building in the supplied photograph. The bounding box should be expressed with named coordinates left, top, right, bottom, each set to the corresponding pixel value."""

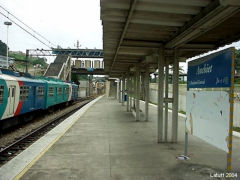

left=0, top=55, right=15, bottom=68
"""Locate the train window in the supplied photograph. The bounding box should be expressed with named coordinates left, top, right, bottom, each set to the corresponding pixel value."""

left=20, top=86, right=29, bottom=101
left=38, top=86, right=45, bottom=98
left=65, top=87, right=69, bottom=94
left=12, top=88, right=15, bottom=97
left=58, top=87, right=62, bottom=95
left=73, top=87, right=77, bottom=92
left=0, top=85, right=4, bottom=103
left=48, top=87, right=54, bottom=97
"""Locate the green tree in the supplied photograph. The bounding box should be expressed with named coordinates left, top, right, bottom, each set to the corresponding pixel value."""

left=29, top=57, right=48, bottom=68
left=169, top=64, right=185, bottom=74
left=8, top=51, right=48, bottom=73
left=0, top=40, right=7, bottom=56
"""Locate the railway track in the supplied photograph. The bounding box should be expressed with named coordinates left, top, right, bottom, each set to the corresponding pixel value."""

left=0, top=97, right=94, bottom=166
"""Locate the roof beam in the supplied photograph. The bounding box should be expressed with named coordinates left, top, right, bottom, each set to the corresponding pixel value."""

left=165, top=0, right=240, bottom=48
left=102, top=16, right=185, bottom=27
left=101, top=2, right=201, bottom=15
left=114, top=61, right=137, bottom=64
left=128, top=23, right=179, bottom=31
left=102, top=11, right=192, bottom=25
left=180, top=43, right=216, bottom=49
left=220, top=0, right=240, bottom=6
left=106, top=59, right=139, bottom=63
left=141, top=56, right=156, bottom=64
left=110, top=0, right=138, bottom=74
left=140, top=0, right=210, bottom=7
left=122, top=39, right=162, bottom=47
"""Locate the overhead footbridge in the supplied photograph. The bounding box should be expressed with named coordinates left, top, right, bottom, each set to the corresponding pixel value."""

left=43, top=49, right=105, bottom=80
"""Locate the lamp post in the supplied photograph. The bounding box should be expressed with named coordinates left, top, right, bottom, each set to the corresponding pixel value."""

left=4, top=21, right=12, bottom=69
left=33, top=65, right=36, bottom=76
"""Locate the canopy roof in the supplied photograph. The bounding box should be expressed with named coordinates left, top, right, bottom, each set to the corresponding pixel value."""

left=100, top=0, right=240, bottom=77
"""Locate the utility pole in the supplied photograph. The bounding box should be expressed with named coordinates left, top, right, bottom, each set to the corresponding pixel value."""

left=4, top=21, right=12, bottom=69
left=25, top=50, right=29, bottom=73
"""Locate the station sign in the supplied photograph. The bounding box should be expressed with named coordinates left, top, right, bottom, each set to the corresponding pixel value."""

left=186, top=47, right=235, bottom=171
left=187, top=48, right=233, bottom=88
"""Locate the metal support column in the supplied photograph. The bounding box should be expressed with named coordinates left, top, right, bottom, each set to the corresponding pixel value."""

left=122, top=76, right=125, bottom=106
left=227, top=50, right=235, bottom=172
left=117, top=80, right=119, bottom=100
left=134, top=72, right=137, bottom=109
left=129, top=76, right=132, bottom=111
left=145, top=65, right=149, bottom=121
left=164, top=59, right=169, bottom=142
left=88, top=75, right=91, bottom=96
left=141, top=73, right=145, bottom=101
left=25, top=50, right=29, bottom=73
left=136, top=65, right=140, bottom=121
left=119, top=79, right=122, bottom=103
left=172, top=50, right=179, bottom=143
left=127, top=73, right=130, bottom=111
left=157, top=49, right=164, bottom=143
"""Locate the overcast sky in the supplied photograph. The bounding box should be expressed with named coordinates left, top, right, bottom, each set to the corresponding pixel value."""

left=0, top=0, right=102, bottom=57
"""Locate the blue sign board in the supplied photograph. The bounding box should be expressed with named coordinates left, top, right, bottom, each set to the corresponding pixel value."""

left=187, top=48, right=233, bottom=88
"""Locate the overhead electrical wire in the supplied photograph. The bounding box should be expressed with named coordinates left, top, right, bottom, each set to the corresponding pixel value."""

left=0, top=11, right=52, bottom=49
left=0, top=4, right=57, bottom=49
left=0, top=5, right=57, bottom=47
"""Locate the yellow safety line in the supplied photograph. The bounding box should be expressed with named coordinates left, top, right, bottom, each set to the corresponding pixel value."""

left=14, top=96, right=103, bottom=179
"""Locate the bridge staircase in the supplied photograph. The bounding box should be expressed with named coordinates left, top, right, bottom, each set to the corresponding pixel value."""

left=44, top=55, right=71, bottom=81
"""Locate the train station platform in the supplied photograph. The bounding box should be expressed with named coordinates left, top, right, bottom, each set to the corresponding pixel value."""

left=1, top=96, right=240, bottom=180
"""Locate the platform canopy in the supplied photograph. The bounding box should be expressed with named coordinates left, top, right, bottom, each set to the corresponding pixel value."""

left=100, top=0, right=240, bottom=77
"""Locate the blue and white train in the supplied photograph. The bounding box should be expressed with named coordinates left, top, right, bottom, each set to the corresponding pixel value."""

left=0, top=69, right=78, bottom=129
